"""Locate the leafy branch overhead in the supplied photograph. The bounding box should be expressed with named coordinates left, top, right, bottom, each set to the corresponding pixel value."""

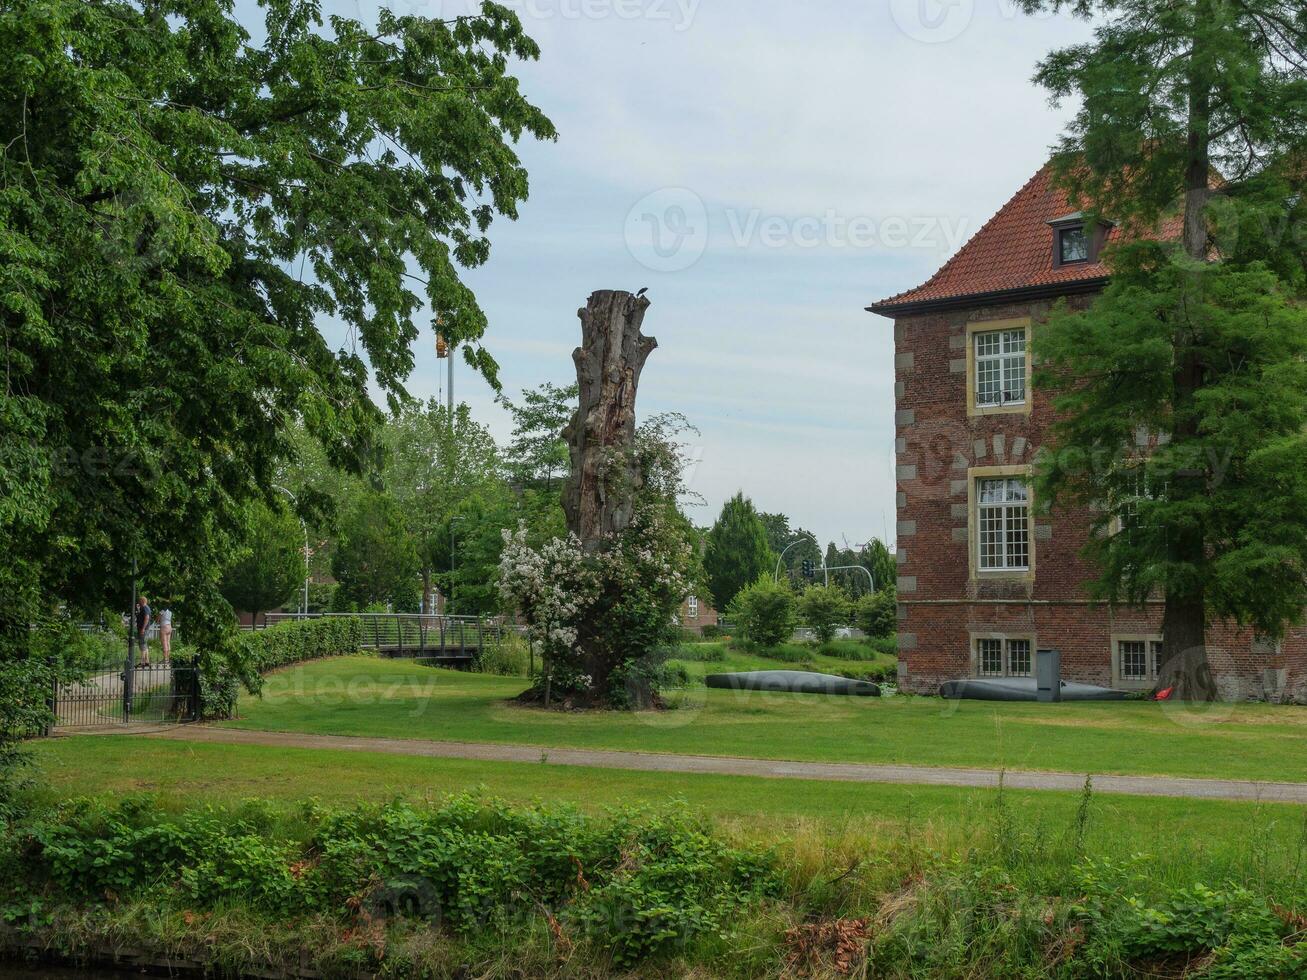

left=0, top=0, right=555, bottom=747
left=1024, top=0, right=1306, bottom=261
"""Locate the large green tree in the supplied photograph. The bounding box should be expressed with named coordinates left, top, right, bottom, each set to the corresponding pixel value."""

left=219, top=501, right=306, bottom=626
left=759, top=511, right=822, bottom=582
left=863, top=539, right=896, bottom=598
left=385, top=399, right=503, bottom=612
left=501, top=382, right=578, bottom=492
left=1024, top=0, right=1307, bottom=695
left=0, top=0, right=553, bottom=756
left=331, top=492, right=419, bottom=610
left=822, top=539, right=893, bottom=599
left=758, top=512, right=792, bottom=556
left=276, top=420, right=366, bottom=591
left=703, top=493, right=775, bottom=612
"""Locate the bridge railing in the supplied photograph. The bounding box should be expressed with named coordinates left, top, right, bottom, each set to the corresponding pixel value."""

left=260, top=612, right=502, bottom=657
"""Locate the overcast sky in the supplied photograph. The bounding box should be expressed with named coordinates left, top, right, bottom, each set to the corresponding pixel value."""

left=241, top=0, right=1096, bottom=548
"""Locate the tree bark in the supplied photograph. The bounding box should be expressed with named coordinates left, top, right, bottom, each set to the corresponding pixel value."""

left=562, top=290, right=658, bottom=552
left=1158, top=44, right=1214, bottom=700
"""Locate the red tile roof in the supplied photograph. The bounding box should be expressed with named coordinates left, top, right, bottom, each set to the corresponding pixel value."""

left=869, top=165, right=1177, bottom=314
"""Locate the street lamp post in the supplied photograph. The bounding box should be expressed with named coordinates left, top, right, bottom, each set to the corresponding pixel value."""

left=824, top=565, right=876, bottom=593
left=774, top=534, right=820, bottom=582
left=273, top=485, right=309, bottom=618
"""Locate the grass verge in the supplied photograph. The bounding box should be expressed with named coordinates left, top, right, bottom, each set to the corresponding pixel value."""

left=213, top=656, right=1307, bottom=783
left=27, top=736, right=1307, bottom=883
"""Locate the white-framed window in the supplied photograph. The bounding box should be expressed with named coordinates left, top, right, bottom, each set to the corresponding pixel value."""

left=1108, top=464, right=1162, bottom=538
left=1008, top=639, right=1033, bottom=677
left=1117, top=638, right=1163, bottom=683
left=978, top=478, right=1030, bottom=571
left=974, top=328, right=1027, bottom=408
left=976, top=637, right=1034, bottom=678
left=687, top=596, right=699, bottom=620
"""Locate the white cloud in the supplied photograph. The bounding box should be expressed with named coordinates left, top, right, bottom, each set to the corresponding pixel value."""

left=242, top=0, right=1094, bottom=546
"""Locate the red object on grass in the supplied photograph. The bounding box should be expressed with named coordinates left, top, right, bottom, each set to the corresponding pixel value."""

left=1155, top=686, right=1175, bottom=701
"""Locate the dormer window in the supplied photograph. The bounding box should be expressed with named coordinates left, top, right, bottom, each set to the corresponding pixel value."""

left=1048, top=212, right=1111, bottom=268
left=1058, top=226, right=1089, bottom=264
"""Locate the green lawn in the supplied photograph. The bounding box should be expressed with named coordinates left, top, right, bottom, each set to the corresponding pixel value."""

left=31, top=736, right=1307, bottom=884
left=215, top=655, right=1307, bottom=782
left=30, top=734, right=1307, bottom=976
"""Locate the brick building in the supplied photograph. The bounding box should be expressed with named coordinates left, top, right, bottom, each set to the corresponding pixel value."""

left=678, top=593, right=719, bottom=633
left=869, top=165, right=1307, bottom=701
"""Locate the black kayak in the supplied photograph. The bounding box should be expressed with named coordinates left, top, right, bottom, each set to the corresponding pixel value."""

left=939, top=677, right=1127, bottom=702
left=705, top=670, right=881, bottom=697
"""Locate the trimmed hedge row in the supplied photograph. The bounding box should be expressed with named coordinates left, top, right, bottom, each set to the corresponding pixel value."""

left=203, top=617, right=364, bottom=719
left=245, top=616, right=364, bottom=673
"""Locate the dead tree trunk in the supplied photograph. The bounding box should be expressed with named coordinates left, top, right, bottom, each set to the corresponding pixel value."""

left=562, top=290, right=658, bottom=552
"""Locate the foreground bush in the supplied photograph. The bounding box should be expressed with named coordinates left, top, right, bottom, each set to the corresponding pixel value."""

left=4, top=795, right=779, bottom=973
left=203, top=617, right=363, bottom=718
left=855, top=589, right=897, bottom=639
left=797, top=584, right=851, bottom=644
left=729, top=577, right=796, bottom=648
left=3, top=788, right=1307, bottom=977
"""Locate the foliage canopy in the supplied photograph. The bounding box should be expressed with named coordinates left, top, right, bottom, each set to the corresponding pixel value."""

left=704, top=494, right=775, bottom=613
left=0, top=0, right=554, bottom=757
left=798, top=584, right=851, bottom=645
left=219, top=501, right=306, bottom=625
left=730, top=577, right=798, bottom=649
left=1025, top=0, right=1306, bottom=690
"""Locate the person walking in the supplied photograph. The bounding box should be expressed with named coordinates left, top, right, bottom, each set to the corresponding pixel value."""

left=158, top=603, right=173, bottom=665
left=135, top=595, right=152, bottom=667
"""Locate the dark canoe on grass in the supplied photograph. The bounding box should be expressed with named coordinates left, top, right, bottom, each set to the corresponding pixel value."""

left=939, top=678, right=1127, bottom=702
left=705, top=670, right=881, bottom=697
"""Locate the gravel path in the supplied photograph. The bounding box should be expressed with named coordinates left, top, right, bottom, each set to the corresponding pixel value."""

left=106, top=725, right=1307, bottom=804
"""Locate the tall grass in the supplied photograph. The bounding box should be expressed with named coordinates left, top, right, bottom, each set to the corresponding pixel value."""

left=8, top=782, right=1307, bottom=977
left=738, top=777, right=1307, bottom=977
left=667, top=641, right=728, bottom=663
left=5, top=783, right=1301, bottom=980
left=477, top=632, right=534, bottom=677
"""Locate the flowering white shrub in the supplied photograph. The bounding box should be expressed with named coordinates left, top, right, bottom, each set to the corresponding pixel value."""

left=498, top=504, right=698, bottom=707
left=499, top=527, right=594, bottom=656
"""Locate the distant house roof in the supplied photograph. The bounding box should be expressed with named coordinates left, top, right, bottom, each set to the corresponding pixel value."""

left=868, top=165, right=1179, bottom=316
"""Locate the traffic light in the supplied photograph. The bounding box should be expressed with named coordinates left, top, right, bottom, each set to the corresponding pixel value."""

left=800, top=559, right=814, bottom=580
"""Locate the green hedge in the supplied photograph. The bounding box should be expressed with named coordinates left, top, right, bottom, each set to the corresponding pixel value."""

left=244, top=617, right=363, bottom=673
left=203, top=617, right=364, bottom=719
left=6, top=793, right=1307, bottom=976
left=6, top=794, right=778, bottom=971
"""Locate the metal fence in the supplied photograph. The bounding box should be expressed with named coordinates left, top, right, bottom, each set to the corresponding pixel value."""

left=51, top=658, right=200, bottom=730
left=78, top=620, right=169, bottom=640
left=260, top=612, right=503, bottom=660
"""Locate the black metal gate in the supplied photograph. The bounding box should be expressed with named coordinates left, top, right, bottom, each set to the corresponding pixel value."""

left=51, top=658, right=200, bottom=729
